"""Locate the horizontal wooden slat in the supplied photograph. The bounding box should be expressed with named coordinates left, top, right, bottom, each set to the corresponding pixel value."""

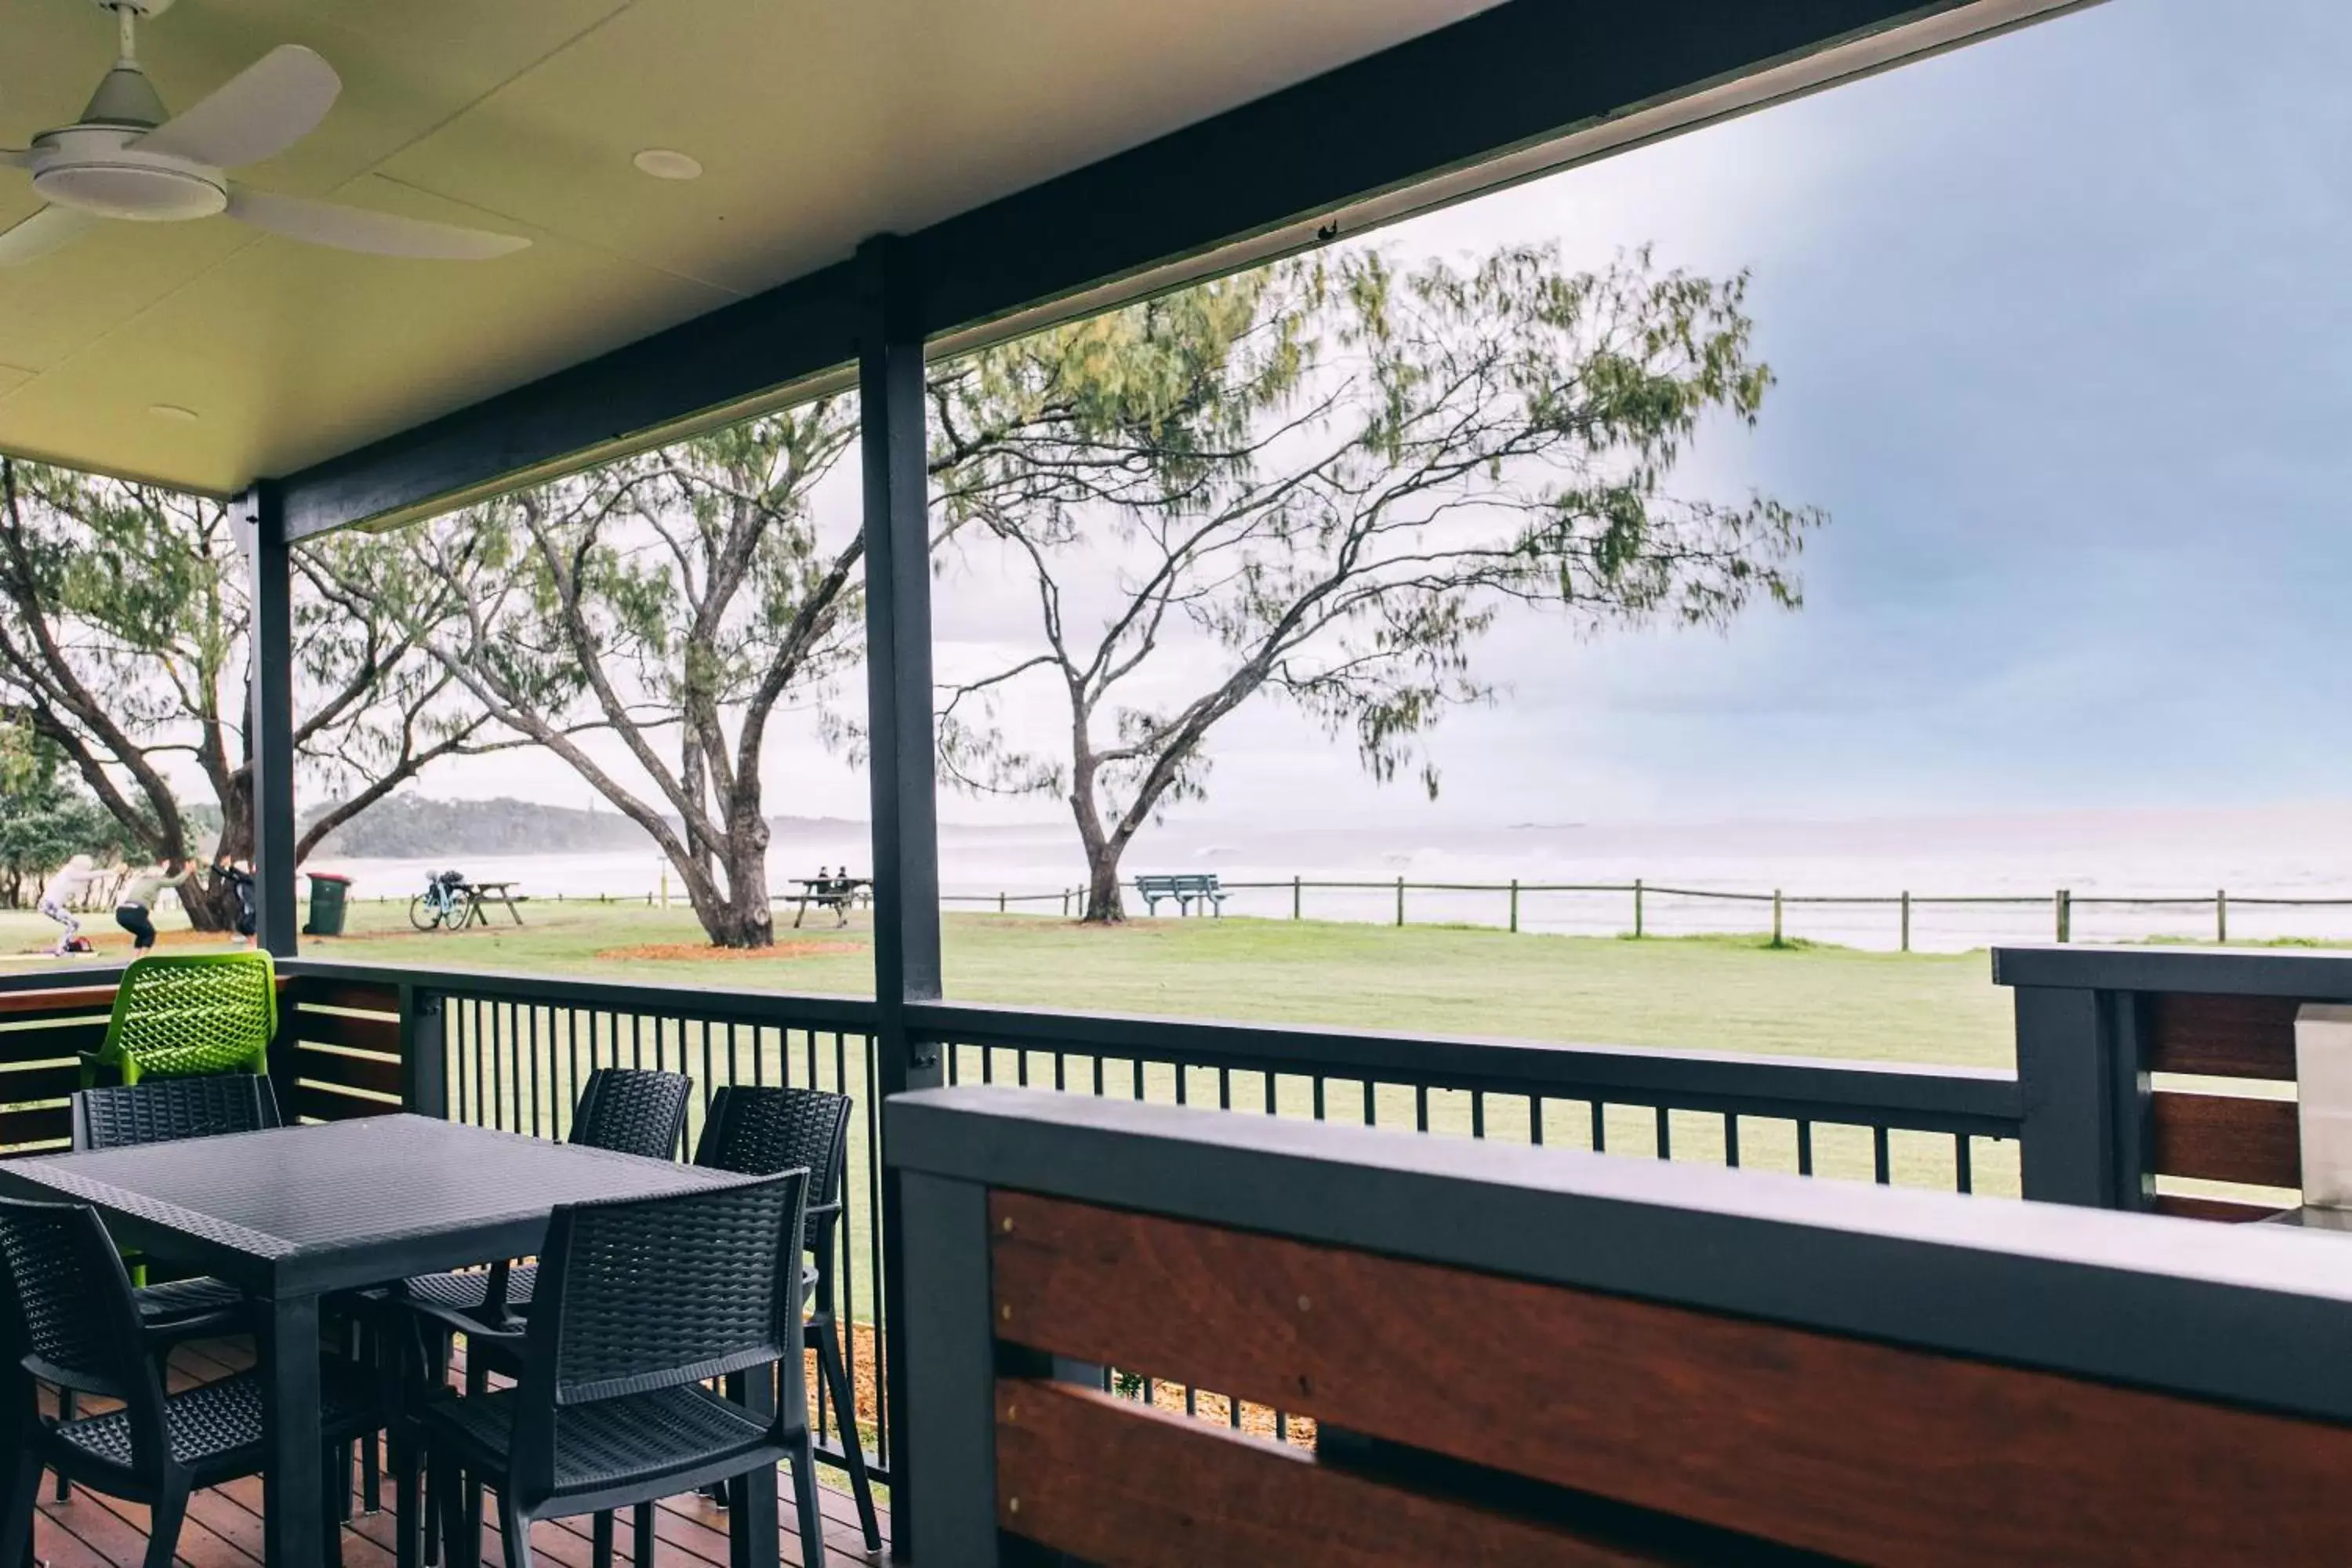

left=292, top=978, right=401, bottom=1015
left=296, top=1082, right=399, bottom=1123
left=994, top=1378, right=1662, bottom=1566
left=2152, top=1192, right=2293, bottom=1224
left=0, top=1104, right=71, bottom=1151
left=2150, top=1092, right=2300, bottom=1189
left=0, top=1063, right=85, bottom=1102
left=991, top=1190, right=2352, bottom=1566
left=291, top=1008, right=401, bottom=1054
left=296, top=1044, right=402, bottom=1098
left=0, top=1022, right=107, bottom=1065
left=2148, top=993, right=2299, bottom=1081
left=0, top=985, right=117, bottom=1018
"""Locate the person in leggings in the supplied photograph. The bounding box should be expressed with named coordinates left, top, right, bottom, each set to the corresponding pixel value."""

left=114, top=857, right=187, bottom=952
left=37, top=854, right=97, bottom=956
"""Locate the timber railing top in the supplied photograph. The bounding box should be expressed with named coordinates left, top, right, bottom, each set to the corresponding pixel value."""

left=913, top=997, right=2020, bottom=1126
left=888, top=1085, right=2352, bottom=1427
left=1994, top=942, right=2352, bottom=997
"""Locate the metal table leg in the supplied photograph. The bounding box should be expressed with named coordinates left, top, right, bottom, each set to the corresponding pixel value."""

left=263, top=1291, right=328, bottom=1568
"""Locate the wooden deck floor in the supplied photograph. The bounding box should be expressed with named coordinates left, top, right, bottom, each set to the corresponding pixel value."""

left=31, top=1338, right=887, bottom=1568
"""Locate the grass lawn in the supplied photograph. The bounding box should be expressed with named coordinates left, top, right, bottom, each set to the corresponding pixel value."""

left=0, top=895, right=2015, bottom=1069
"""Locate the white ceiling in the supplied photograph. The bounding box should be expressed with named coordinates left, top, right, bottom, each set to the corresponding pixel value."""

left=0, top=0, right=1497, bottom=495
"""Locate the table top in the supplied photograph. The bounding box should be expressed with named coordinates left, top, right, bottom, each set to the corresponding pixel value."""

left=0, top=1113, right=742, bottom=1297
left=791, top=877, right=869, bottom=887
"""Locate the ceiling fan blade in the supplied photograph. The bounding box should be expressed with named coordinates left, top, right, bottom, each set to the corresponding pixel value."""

left=136, top=45, right=341, bottom=169
left=0, top=205, right=100, bottom=267
left=226, top=187, right=530, bottom=260
left=0, top=150, right=33, bottom=169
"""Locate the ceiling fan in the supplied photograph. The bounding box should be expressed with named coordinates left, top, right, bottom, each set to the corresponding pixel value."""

left=0, top=0, right=529, bottom=267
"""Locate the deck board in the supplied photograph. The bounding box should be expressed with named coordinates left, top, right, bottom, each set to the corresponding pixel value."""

left=32, top=1338, right=887, bottom=1567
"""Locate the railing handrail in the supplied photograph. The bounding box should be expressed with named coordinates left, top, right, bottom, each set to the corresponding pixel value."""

left=887, top=1087, right=2352, bottom=1426
left=907, top=998, right=2021, bottom=1131
left=277, top=956, right=882, bottom=1031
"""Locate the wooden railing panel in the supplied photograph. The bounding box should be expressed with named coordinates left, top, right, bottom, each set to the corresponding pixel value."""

left=2149, top=1091, right=2299, bottom=1189
left=994, top=1378, right=1658, bottom=1566
left=2147, top=993, right=2300, bottom=1080
left=289, top=1007, right=401, bottom=1055
left=989, top=1189, right=2352, bottom=1566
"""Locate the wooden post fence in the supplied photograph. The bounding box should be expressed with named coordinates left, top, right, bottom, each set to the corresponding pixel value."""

left=1508, top=878, right=1520, bottom=934
left=1395, top=876, right=1406, bottom=927
left=2056, top=888, right=2072, bottom=943
left=2216, top=888, right=2228, bottom=945
left=1900, top=891, right=1911, bottom=953
left=1292, top=876, right=1301, bottom=921
left=1771, top=889, right=1784, bottom=948
left=1633, top=878, right=1644, bottom=939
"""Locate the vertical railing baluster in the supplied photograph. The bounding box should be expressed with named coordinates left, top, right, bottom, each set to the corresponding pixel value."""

left=1873, top=1124, right=1893, bottom=1185
left=1797, top=1120, right=1815, bottom=1177
left=1471, top=1089, right=1486, bottom=1140
left=1591, top=1100, right=1606, bottom=1152
left=1362, top=1080, right=1375, bottom=1127
left=1654, top=1105, right=1671, bottom=1160
left=1218, top=1067, right=1232, bottom=1111
left=1724, top=1112, right=1740, bottom=1169
left=1312, top=1076, right=1326, bottom=1121
left=1415, top=1085, right=1429, bottom=1133
left=488, top=1001, right=505, bottom=1131
left=1530, top=1096, right=1544, bottom=1146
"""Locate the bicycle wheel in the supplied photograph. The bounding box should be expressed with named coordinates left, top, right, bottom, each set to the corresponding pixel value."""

left=408, top=894, right=442, bottom=931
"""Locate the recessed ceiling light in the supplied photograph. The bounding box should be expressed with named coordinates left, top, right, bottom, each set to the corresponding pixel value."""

left=147, top=403, right=198, bottom=423
left=632, top=149, right=702, bottom=181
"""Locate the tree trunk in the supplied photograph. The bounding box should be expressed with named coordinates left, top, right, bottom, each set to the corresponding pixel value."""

left=711, top=821, right=775, bottom=949
left=1082, top=842, right=1127, bottom=924
left=181, top=775, right=252, bottom=933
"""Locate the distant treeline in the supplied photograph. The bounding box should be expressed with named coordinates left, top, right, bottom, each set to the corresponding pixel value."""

left=308, top=797, right=655, bottom=858
left=304, top=796, right=866, bottom=860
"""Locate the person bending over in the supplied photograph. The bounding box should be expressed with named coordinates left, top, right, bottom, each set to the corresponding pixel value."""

left=37, top=854, right=98, bottom=956
left=114, top=857, right=189, bottom=953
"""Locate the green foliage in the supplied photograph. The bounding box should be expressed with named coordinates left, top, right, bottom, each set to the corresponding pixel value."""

left=0, top=726, right=132, bottom=907
left=389, top=402, right=865, bottom=947
left=931, top=242, right=1824, bottom=916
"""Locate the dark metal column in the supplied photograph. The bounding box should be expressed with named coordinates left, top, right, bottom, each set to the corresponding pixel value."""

left=243, top=481, right=299, bottom=957
left=858, top=231, right=945, bottom=1559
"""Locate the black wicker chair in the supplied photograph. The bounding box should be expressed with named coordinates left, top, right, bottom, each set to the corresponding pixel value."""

left=405, top=1068, right=694, bottom=1325
left=400, top=1173, right=823, bottom=1568
left=399, top=1068, right=693, bottom=1563
left=0, top=1194, right=383, bottom=1568
left=52, top=1074, right=282, bottom=1503
left=692, top=1086, right=880, bottom=1553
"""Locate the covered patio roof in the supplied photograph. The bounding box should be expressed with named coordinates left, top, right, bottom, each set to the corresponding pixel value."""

left=0, top=0, right=2089, bottom=535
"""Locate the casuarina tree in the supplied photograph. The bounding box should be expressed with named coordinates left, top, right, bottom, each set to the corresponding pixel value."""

left=376, top=406, right=866, bottom=949
left=0, top=459, right=494, bottom=929
left=931, top=245, right=1823, bottom=921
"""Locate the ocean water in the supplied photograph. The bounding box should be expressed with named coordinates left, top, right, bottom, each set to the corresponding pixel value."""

left=320, top=800, right=2352, bottom=953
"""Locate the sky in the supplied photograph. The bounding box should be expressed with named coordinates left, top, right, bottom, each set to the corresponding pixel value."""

left=420, top=0, right=2352, bottom=833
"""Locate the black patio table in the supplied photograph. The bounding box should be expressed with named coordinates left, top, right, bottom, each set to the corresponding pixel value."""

left=0, top=1112, right=780, bottom=1568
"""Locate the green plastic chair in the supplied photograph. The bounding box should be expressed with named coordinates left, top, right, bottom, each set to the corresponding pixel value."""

left=78, top=951, right=278, bottom=1087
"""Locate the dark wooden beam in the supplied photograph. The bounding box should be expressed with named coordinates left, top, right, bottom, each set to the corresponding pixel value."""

left=243, top=481, right=299, bottom=957
left=858, top=231, right=944, bottom=1561
left=278, top=0, right=2089, bottom=539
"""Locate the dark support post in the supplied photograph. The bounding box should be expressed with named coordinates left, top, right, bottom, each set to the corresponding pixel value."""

left=2015, top=985, right=2143, bottom=1208
left=243, top=481, right=299, bottom=957
left=859, top=231, right=945, bottom=1559
left=398, top=982, right=447, bottom=1120
left=896, top=1171, right=998, bottom=1565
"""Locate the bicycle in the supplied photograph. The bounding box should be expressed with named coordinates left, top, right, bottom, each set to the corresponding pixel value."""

left=408, top=869, right=467, bottom=931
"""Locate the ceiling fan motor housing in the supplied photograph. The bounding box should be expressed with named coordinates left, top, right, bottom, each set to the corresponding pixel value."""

left=30, top=129, right=226, bottom=221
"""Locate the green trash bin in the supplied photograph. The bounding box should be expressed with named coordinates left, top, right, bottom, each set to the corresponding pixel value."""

left=303, top=871, right=353, bottom=937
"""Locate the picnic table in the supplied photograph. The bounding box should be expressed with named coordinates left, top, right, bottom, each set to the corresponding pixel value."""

left=454, top=878, right=528, bottom=927
left=789, top=875, right=871, bottom=928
